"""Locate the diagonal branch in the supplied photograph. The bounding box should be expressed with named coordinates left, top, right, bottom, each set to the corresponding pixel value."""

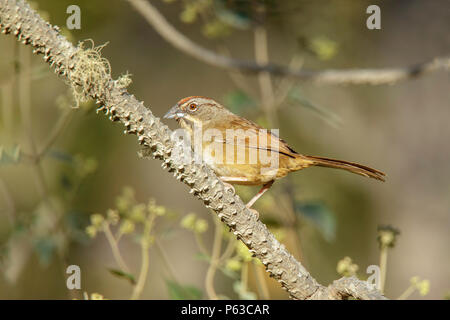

left=0, top=0, right=386, bottom=300
left=125, top=0, right=450, bottom=85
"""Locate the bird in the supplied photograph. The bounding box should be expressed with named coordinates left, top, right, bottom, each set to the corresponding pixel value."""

left=164, top=96, right=385, bottom=209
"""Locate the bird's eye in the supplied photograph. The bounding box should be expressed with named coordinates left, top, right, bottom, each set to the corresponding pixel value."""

left=188, top=103, right=198, bottom=111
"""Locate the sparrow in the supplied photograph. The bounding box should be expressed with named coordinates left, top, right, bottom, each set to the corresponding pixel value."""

left=164, top=96, right=385, bottom=208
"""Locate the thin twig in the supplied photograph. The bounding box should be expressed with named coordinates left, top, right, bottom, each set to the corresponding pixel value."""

left=37, top=108, right=74, bottom=158
left=0, top=38, right=16, bottom=138
left=205, top=216, right=223, bottom=300
left=253, top=261, right=270, bottom=300
left=241, top=261, right=248, bottom=294
left=18, top=45, right=48, bottom=198
left=0, top=178, right=16, bottom=227
left=130, top=214, right=155, bottom=299
left=103, top=222, right=131, bottom=273
left=154, top=238, right=179, bottom=283
left=273, top=55, right=304, bottom=109
left=219, top=236, right=236, bottom=263
left=254, top=26, right=277, bottom=127
left=397, top=285, right=416, bottom=300
left=194, top=231, right=210, bottom=258
left=379, top=246, right=388, bottom=294
left=125, top=0, right=450, bottom=85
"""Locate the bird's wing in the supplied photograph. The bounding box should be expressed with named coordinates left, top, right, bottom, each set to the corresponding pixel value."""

left=210, top=116, right=299, bottom=159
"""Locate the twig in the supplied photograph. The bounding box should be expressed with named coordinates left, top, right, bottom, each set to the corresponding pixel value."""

left=103, top=222, right=131, bottom=273
left=0, top=38, right=16, bottom=138
left=37, top=108, right=73, bottom=158
left=241, top=261, right=248, bottom=294
left=219, top=236, right=235, bottom=263
left=194, top=231, right=210, bottom=258
left=273, top=55, right=304, bottom=108
left=125, top=0, right=450, bottom=85
left=17, top=45, right=48, bottom=199
left=254, top=26, right=277, bottom=126
left=154, top=238, right=179, bottom=283
left=205, top=216, right=223, bottom=300
left=0, top=0, right=386, bottom=299
left=0, top=178, right=16, bottom=226
left=253, top=261, right=270, bottom=300
left=397, top=284, right=416, bottom=300
left=217, top=46, right=259, bottom=102
left=379, top=246, right=388, bottom=294
left=130, top=214, right=155, bottom=300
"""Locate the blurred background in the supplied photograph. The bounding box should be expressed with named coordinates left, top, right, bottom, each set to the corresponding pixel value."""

left=0, top=0, right=449, bottom=299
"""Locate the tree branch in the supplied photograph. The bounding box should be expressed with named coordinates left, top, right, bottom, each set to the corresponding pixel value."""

left=0, top=0, right=386, bottom=299
left=125, top=0, right=449, bottom=85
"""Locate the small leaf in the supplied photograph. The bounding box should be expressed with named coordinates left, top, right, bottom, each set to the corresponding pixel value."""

left=223, top=90, right=255, bottom=114
left=33, top=237, right=56, bottom=266
left=47, top=150, right=74, bottom=163
left=166, top=280, right=202, bottom=300
left=0, top=145, right=22, bottom=164
left=108, top=268, right=136, bottom=285
left=295, top=201, right=336, bottom=242
left=308, top=36, right=338, bottom=61
left=215, top=2, right=252, bottom=29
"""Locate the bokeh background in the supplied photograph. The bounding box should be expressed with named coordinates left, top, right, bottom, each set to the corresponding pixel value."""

left=0, top=0, right=449, bottom=299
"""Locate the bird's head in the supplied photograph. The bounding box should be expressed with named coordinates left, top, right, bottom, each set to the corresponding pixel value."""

left=163, top=96, right=230, bottom=125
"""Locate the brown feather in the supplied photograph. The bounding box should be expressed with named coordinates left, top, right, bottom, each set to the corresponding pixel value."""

left=300, top=155, right=386, bottom=181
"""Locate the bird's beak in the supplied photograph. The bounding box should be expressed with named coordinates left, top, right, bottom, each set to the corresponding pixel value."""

left=163, top=104, right=185, bottom=120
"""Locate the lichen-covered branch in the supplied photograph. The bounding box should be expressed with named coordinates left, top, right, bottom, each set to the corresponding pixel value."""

left=0, top=0, right=386, bottom=300
left=126, top=0, right=450, bottom=85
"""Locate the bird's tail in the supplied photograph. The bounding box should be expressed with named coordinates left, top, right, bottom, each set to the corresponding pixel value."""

left=299, top=155, right=386, bottom=181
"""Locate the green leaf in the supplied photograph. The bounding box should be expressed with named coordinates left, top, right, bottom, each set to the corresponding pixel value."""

left=47, top=150, right=74, bottom=163
left=166, top=280, right=202, bottom=300
left=214, top=1, right=252, bottom=29
left=308, top=36, right=338, bottom=61
left=0, top=145, right=22, bottom=164
left=108, top=268, right=136, bottom=285
left=288, top=88, right=342, bottom=128
left=33, top=237, right=56, bottom=266
left=223, top=90, right=255, bottom=114
left=295, top=201, right=336, bottom=242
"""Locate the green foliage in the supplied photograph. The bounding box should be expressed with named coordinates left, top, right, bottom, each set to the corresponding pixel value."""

left=409, top=276, right=430, bottom=296
left=180, top=212, right=209, bottom=233
left=108, top=268, right=136, bottom=285
left=377, top=225, right=400, bottom=249
left=223, top=90, right=256, bottom=114
left=295, top=201, right=336, bottom=242
left=0, top=145, right=22, bottom=165
left=307, top=36, right=338, bottom=61
left=336, top=256, right=359, bottom=277
left=33, top=237, right=57, bottom=266
left=166, top=280, right=203, bottom=300
left=202, top=20, right=232, bottom=38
